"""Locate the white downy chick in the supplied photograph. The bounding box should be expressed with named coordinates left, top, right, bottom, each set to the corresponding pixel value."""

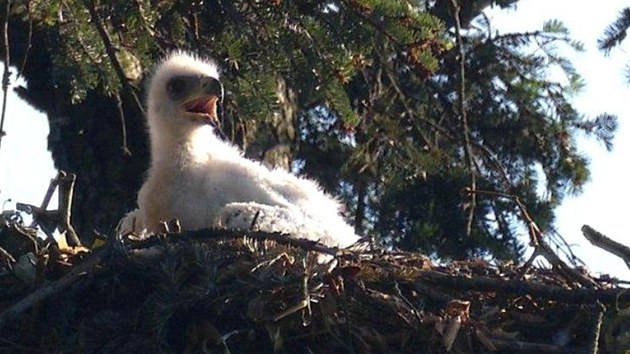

left=120, top=51, right=358, bottom=249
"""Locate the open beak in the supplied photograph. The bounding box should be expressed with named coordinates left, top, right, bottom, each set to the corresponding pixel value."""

left=182, top=76, right=223, bottom=124
left=184, top=95, right=219, bottom=123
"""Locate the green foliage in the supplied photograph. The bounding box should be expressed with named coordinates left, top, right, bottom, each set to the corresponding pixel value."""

left=3, top=0, right=617, bottom=261
left=599, top=7, right=630, bottom=82
left=599, top=7, right=630, bottom=54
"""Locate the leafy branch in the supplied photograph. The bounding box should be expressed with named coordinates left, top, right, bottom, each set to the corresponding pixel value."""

left=598, top=7, right=630, bottom=55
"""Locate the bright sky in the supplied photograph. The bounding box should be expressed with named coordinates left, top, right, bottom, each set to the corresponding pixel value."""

left=487, top=0, right=630, bottom=279
left=0, top=73, right=57, bottom=214
left=1, top=0, right=629, bottom=278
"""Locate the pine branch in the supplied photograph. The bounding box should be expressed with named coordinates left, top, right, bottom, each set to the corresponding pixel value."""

left=83, top=0, right=143, bottom=155
left=598, top=7, right=630, bottom=55
left=419, top=268, right=617, bottom=303
left=114, top=92, right=131, bottom=156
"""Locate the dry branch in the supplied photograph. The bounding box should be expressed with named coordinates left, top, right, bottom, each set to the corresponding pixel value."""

left=450, top=0, right=477, bottom=238
left=419, top=269, right=624, bottom=304
left=0, top=250, right=102, bottom=330
left=0, top=0, right=11, bottom=156
left=582, top=224, right=630, bottom=269
left=17, top=171, right=82, bottom=247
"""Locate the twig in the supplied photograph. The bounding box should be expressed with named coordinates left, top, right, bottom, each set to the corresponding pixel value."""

left=114, top=92, right=131, bottom=156
left=83, top=0, right=144, bottom=126
left=128, top=227, right=360, bottom=261
left=468, top=188, right=598, bottom=288
left=132, top=0, right=155, bottom=36
left=548, top=227, right=586, bottom=268
left=0, top=245, right=16, bottom=266
left=394, top=281, right=423, bottom=325
left=582, top=225, right=630, bottom=270
left=425, top=80, right=514, bottom=191
left=83, top=0, right=144, bottom=152
left=84, top=0, right=132, bottom=96
left=0, top=249, right=104, bottom=330
left=18, top=171, right=81, bottom=246
left=0, top=0, right=12, bottom=158
left=450, top=0, right=477, bottom=237
left=38, top=177, right=59, bottom=211
left=16, top=202, right=58, bottom=240
left=28, top=176, right=59, bottom=228
left=418, top=269, right=625, bottom=304
left=587, top=303, right=604, bottom=354
left=131, top=226, right=611, bottom=305
left=466, top=188, right=541, bottom=246
left=57, top=171, right=81, bottom=247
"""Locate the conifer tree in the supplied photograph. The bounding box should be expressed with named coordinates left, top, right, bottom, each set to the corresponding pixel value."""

left=599, top=7, right=630, bottom=81
left=0, top=0, right=616, bottom=260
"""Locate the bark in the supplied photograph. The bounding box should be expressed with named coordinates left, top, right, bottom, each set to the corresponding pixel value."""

left=3, top=19, right=147, bottom=242
left=260, top=75, right=298, bottom=170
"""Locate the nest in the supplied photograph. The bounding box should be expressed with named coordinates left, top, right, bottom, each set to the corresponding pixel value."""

left=1, top=221, right=630, bottom=354
left=2, top=172, right=630, bottom=353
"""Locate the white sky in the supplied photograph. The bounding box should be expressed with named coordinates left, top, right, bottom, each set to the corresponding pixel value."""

left=1, top=0, right=629, bottom=278
left=487, top=0, right=630, bottom=279
left=0, top=74, right=57, bottom=213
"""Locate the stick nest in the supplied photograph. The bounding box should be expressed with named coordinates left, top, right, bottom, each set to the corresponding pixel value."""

left=1, top=221, right=629, bottom=354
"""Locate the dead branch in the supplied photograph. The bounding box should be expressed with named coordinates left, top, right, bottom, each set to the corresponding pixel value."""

left=57, top=171, right=81, bottom=247
left=587, top=303, right=605, bottom=354
left=17, top=171, right=81, bottom=247
left=129, top=227, right=349, bottom=257
left=582, top=225, right=630, bottom=270
left=37, top=176, right=58, bottom=212
left=0, top=0, right=11, bottom=157
left=467, top=188, right=597, bottom=288
left=114, top=92, right=131, bottom=156
left=0, top=245, right=16, bottom=266
left=418, top=269, right=622, bottom=304
left=0, top=249, right=103, bottom=330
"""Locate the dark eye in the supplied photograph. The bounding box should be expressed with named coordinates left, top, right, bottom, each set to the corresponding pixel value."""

left=166, top=77, right=188, bottom=100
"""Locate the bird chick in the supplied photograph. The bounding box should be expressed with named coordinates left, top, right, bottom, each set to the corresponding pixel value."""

left=121, top=51, right=358, bottom=249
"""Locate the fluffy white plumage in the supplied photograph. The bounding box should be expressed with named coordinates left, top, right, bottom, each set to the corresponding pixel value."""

left=120, top=51, right=359, bottom=248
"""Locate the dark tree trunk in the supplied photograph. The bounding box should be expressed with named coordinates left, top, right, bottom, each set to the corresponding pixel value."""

left=261, top=75, right=298, bottom=170
left=4, top=19, right=148, bottom=242
left=245, top=75, right=298, bottom=171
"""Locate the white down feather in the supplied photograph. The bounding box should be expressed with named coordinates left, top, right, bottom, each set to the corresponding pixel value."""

left=119, top=52, right=358, bottom=249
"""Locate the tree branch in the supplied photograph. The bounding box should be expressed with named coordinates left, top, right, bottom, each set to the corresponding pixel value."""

left=0, top=0, right=11, bottom=158
left=57, top=171, right=81, bottom=247
left=582, top=225, right=630, bottom=269
left=450, top=0, right=477, bottom=237
left=467, top=188, right=598, bottom=288
left=84, top=0, right=144, bottom=155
